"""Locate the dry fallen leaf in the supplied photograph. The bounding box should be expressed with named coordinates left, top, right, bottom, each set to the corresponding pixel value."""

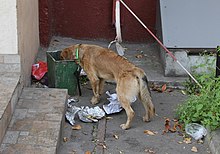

left=106, top=116, right=113, bottom=120
left=145, top=148, right=156, bottom=154
left=85, top=151, right=91, bottom=154
left=162, top=118, right=171, bottom=134
left=173, top=119, right=183, bottom=131
left=98, top=143, right=107, bottom=149
left=63, top=137, right=68, bottom=142
left=113, top=134, right=119, bottom=139
left=191, top=146, right=198, bottom=153
left=181, top=90, right=186, bottom=95
left=183, top=137, right=192, bottom=144
left=197, top=139, right=204, bottom=144
left=144, top=130, right=157, bottom=135
left=72, top=124, right=82, bottom=130
left=135, top=54, right=143, bottom=58
left=161, top=84, right=167, bottom=92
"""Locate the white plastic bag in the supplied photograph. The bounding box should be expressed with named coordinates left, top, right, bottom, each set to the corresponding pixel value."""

left=185, top=123, right=207, bottom=140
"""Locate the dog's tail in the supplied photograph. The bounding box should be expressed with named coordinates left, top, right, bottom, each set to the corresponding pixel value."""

left=134, top=68, right=155, bottom=120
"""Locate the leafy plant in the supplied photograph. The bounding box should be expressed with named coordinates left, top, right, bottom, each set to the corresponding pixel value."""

left=177, top=50, right=220, bottom=130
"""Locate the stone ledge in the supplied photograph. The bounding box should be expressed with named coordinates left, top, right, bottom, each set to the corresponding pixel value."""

left=0, top=88, right=68, bottom=154
left=0, top=72, right=22, bottom=145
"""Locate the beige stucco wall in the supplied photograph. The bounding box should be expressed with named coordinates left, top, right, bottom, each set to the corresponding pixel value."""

left=0, top=0, right=18, bottom=54
left=17, top=0, right=39, bottom=86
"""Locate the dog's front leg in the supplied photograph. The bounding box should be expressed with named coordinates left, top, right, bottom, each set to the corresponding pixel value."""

left=98, top=78, right=105, bottom=95
left=88, top=75, right=101, bottom=105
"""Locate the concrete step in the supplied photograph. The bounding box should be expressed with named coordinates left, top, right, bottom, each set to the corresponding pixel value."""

left=0, top=72, right=22, bottom=145
left=0, top=88, right=68, bottom=154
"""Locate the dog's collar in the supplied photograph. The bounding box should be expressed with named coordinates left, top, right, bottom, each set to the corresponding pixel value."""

left=74, top=45, right=80, bottom=64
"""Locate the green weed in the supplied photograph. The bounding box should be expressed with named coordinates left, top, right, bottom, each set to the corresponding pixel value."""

left=176, top=50, right=220, bottom=130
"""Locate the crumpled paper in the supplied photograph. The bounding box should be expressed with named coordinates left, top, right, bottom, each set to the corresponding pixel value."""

left=103, top=91, right=136, bottom=114
left=78, top=106, right=105, bottom=122
left=65, top=103, right=105, bottom=125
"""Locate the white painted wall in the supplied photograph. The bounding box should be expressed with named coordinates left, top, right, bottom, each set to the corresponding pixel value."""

left=160, top=0, right=220, bottom=48
left=0, top=0, right=18, bottom=54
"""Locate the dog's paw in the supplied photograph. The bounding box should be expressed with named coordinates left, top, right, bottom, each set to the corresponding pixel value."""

left=91, top=96, right=99, bottom=105
left=120, top=124, right=130, bottom=130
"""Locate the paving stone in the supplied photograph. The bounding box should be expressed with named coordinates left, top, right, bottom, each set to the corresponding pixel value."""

left=2, top=131, right=19, bottom=144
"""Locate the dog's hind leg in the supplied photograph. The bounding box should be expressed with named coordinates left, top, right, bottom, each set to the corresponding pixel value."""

left=117, top=74, right=138, bottom=129
left=118, top=96, right=135, bottom=130
left=139, top=93, right=154, bottom=122
left=138, top=78, right=155, bottom=122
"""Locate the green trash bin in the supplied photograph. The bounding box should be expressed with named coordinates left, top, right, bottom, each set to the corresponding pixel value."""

left=46, top=50, right=79, bottom=96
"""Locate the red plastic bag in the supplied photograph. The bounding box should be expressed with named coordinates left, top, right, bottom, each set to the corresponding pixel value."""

left=32, top=61, right=48, bottom=80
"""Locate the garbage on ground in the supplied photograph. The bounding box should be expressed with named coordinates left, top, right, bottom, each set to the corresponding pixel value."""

left=68, top=97, right=79, bottom=105
left=65, top=105, right=105, bottom=125
left=78, top=106, right=105, bottom=122
left=185, top=123, right=207, bottom=140
left=80, top=69, right=87, bottom=76
left=32, top=61, right=48, bottom=80
left=103, top=91, right=136, bottom=114
left=65, top=106, right=81, bottom=125
left=32, top=61, right=48, bottom=86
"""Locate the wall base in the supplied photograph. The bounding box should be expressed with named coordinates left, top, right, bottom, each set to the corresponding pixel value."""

left=160, top=48, right=216, bottom=77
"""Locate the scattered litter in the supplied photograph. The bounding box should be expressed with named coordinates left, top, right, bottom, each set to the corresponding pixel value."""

left=68, top=97, right=79, bottom=104
left=80, top=69, right=87, bottom=76
left=78, top=106, right=105, bottom=122
left=103, top=91, right=136, bottom=114
left=185, top=123, right=207, bottom=140
left=116, top=42, right=125, bottom=56
left=32, top=61, right=48, bottom=80
left=65, top=105, right=105, bottom=125
left=65, top=106, right=81, bottom=125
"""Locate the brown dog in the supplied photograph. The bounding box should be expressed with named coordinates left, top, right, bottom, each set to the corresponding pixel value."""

left=61, top=44, right=155, bottom=129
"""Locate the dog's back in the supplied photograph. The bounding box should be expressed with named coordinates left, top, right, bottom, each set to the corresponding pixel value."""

left=80, top=44, right=138, bottom=81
